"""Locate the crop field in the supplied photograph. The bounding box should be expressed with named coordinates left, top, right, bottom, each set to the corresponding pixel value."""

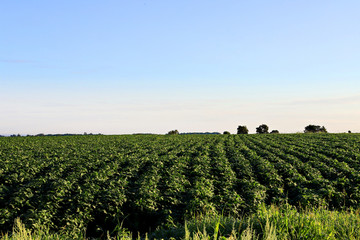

left=1, top=133, right=360, bottom=238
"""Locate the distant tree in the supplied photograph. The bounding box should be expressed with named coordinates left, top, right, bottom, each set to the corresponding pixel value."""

left=237, top=125, right=249, bottom=134
left=270, top=130, right=279, bottom=134
left=304, top=125, right=327, bottom=133
left=256, top=124, right=269, bottom=134
left=348, top=130, right=352, bottom=133
left=223, top=131, right=231, bottom=135
left=320, top=126, right=327, bottom=133
left=167, top=130, right=179, bottom=135
left=180, top=132, right=220, bottom=135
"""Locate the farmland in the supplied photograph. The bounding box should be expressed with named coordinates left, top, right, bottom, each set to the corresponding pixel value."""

left=1, top=133, right=360, bottom=238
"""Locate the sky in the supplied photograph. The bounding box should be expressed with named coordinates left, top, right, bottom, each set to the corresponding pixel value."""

left=1, top=0, right=360, bottom=135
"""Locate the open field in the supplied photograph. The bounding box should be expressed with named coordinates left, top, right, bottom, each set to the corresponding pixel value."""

left=1, top=134, right=360, bottom=238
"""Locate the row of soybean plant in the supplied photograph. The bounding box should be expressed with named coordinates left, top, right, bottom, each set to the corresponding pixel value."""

left=244, top=135, right=332, bottom=208
left=250, top=134, right=360, bottom=209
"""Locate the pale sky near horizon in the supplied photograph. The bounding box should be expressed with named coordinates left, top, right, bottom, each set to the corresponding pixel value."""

left=1, top=0, right=360, bottom=135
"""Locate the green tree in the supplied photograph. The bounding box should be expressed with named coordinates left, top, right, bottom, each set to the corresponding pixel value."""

left=256, top=124, right=269, bottom=134
left=304, top=125, right=327, bottom=133
left=167, top=130, right=179, bottom=135
left=223, top=131, right=231, bottom=135
left=237, top=126, right=249, bottom=134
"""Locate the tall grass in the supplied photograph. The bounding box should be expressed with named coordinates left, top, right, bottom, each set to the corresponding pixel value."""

left=151, top=204, right=360, bottom=240
left=0, top=218, right=69, bottom=240
left=2, top=204, right=360, bottom=239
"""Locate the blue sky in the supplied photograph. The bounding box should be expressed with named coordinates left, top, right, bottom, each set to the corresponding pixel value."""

left=1, top=0, right=359, bottom=134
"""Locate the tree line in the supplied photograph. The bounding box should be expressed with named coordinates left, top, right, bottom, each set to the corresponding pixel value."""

left=167, top=124, right=332, bottom=135
left=236, top=124, right=328, bottom=134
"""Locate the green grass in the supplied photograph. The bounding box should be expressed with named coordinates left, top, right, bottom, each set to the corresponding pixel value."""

left=1, top=218, right=70, bottom=240
left=2, top=204, right=360, bottom=240
left=151, top=204, right=360, bottom=240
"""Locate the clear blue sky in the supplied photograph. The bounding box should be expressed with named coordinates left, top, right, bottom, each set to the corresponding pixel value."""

left=1, top=0, right=359, bottom=134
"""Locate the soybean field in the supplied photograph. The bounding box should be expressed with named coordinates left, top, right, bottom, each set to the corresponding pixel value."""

left=1, top=134, right=360, bottom=237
